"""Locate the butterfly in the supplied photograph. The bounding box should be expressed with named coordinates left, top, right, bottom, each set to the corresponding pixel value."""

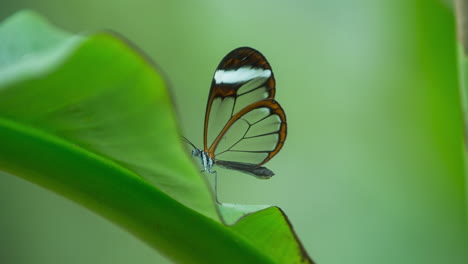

left=184, top=47, right=287, bottom=181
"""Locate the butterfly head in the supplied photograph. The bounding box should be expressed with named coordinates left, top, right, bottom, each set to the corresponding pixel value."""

left=191, top=148, right=202, bottom=157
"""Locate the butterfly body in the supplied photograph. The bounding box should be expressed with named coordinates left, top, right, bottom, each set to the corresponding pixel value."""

left=191, top=147, right=274, bottom=179
left=186, top=47, right=286, bottom=180
left=191, top=148, right=215, bottom=173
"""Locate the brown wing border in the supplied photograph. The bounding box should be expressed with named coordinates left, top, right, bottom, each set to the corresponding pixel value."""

left=208, top=99, right=287, bottom=166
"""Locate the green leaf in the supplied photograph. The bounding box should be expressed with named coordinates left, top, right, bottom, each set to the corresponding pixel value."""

left=229, top=206, right=314, bottom=264
left=0, top=10, right=217, bottom=219
left=0, top=10, right=314, bottom=263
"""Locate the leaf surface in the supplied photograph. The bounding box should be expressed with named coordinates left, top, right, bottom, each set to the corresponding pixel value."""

left=0, top=10, right=314, bottom=264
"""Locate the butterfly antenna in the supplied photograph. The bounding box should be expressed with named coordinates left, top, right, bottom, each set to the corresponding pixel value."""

left=182, top=136, right=197, bottom=149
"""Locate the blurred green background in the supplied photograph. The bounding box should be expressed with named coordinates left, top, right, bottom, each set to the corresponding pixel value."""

left=0, top=0, right=467, bottom=263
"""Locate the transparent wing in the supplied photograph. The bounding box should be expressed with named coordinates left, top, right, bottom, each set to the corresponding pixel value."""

left=203, top=47, right=287, bottom=170
left=204, top=47, right=276, bottom=149
left=211, top=101, right=286, bottom=166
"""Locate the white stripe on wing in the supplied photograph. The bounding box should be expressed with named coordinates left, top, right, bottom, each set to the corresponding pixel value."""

left=214, top=67, right=271, bottom=84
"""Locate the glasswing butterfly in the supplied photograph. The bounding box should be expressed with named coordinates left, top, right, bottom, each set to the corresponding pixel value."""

left=184, top=47, right=287, bottom=194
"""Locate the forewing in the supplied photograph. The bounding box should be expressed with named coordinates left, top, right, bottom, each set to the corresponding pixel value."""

left=203, top=47, right=286, bottom=167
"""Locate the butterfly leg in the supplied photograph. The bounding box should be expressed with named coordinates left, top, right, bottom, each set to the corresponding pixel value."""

left=209, top=170, right=220, bottom=204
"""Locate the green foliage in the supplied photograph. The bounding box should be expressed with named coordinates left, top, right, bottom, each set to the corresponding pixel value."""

left=0, top=10, right=313, bottom=264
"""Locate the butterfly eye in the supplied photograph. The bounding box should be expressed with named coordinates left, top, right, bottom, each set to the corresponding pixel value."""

left=201, top=47, right=287, bottom=178
left=191, top=149, right=201, bottom=156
